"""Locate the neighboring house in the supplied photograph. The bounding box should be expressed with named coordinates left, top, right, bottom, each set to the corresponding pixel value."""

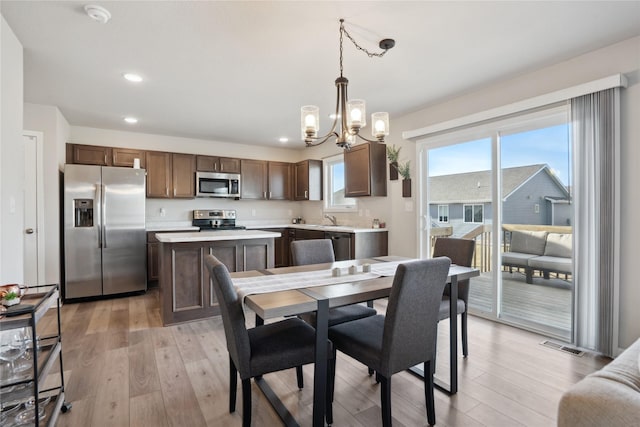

left=428, top=164, right=571, bottom=237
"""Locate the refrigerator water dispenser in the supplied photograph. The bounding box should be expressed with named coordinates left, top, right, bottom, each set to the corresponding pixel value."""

left=74, top=199, right=94, bottom=227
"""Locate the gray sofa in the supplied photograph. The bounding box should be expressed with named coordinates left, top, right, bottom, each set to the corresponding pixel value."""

left=557, top=338, right=640, bottom=426
left=502, top=230, right=572, bottom=284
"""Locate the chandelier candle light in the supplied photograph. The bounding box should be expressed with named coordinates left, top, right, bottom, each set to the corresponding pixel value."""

left=302, top=19, right=395, bottom=149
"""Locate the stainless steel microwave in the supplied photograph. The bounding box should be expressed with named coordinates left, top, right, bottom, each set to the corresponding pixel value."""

left=195, top=172, right=241, bottom=198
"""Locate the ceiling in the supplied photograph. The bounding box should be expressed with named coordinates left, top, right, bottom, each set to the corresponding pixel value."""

left=2, top=1, right=639, bottom=149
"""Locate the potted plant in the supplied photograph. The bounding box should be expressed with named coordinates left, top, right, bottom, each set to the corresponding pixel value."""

left=2, top=291, right=20, bottom=307
left=396, top=160, right=412, bottom=197
left=386, top=145, right=401, bottom=180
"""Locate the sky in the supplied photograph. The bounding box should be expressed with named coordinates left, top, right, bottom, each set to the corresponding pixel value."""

left=428, top=124, right=571, bottom=186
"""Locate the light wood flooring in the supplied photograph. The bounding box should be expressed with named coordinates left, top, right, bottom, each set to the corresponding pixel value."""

left=37, top=288, right=609, bottom=427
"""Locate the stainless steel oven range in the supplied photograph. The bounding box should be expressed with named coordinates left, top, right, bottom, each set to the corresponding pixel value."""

left=192, top=209, right=246, bottom=231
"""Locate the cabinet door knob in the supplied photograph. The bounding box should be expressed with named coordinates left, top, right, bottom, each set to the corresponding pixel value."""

left=25, top=228, right=34, bottom=234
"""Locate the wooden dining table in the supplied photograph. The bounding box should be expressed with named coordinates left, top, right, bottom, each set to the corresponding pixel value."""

left=231, top=256, right=480, bottom=427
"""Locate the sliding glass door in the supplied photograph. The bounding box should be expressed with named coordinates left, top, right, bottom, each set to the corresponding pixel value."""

left=420, top=105, right=573, bottom=340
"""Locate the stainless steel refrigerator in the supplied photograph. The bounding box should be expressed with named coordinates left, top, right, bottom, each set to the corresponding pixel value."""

left=64, top=165, right=146, bottom=298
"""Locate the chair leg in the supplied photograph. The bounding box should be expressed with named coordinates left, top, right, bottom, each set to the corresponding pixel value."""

left=461, top=311, right=469, bottom=357
left=229, top=356, right=237, bottom=413
left=329, top=348, right=337, bottom=403
left=424, top=360, right=435, bottom=426
left=296, top=365, right=304, bottom=389
left=380, top=375, right=392, bottom=427
left=242, top=378, right=251, bottom=427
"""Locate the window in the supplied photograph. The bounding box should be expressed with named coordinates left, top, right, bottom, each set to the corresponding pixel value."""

left=463, top=204, right=483, bottom=223
left=438, top=205, right=449, bottom=223
left=323, top=154, right=357, bottom=212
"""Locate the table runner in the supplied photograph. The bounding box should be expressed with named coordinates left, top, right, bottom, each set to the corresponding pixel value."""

left=232, top=260, right=412, bottom=300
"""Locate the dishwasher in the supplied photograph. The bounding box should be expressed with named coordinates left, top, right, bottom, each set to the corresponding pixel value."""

left=325, top=232, right=352, bottom=261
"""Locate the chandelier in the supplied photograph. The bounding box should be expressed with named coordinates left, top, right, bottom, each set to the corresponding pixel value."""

left=301, top=19, right=395, bottom=149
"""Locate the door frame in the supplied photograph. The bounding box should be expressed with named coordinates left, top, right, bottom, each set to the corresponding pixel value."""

left=23, top=130, right=45, bottom=285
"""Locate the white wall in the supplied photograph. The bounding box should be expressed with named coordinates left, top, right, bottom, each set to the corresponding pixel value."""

left=23, top=103, right=70, bottom=284
left=385, top=36, right=640, bottom=348
left=0, top=16, right=24, bottom=283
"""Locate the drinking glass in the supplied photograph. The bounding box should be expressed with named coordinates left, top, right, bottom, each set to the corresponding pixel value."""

left=0, top=330, right=26, bottom=375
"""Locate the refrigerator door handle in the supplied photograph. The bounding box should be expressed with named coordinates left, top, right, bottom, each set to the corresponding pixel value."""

left=102, top=183, right=107, bottom=248
left=96, top=184, right=102, bottom=248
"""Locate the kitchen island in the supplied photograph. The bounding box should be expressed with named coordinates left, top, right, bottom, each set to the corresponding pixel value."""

left=156, top=230, right=280, bottom=325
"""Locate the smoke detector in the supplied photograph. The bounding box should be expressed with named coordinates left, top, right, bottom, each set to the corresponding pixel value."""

left=84, top=5, right=111, bottom=24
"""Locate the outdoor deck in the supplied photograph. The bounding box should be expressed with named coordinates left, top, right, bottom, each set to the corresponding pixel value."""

left=469, top=270, right=572, bottom=339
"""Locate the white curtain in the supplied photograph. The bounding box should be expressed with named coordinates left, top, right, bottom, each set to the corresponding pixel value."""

left=571, top=88, right=620, bottom=356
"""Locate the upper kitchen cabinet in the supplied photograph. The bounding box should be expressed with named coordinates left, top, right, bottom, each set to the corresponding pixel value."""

left=241, top=160, right=291, bottom=200
left=294, top=159, right=322, bottom=201
left=172, top=153, right=196, bottom=198
left=196, top=155, right=241, bottom=174
left=344, top=142, right=387, bottom=197
left=240, top=159, right=267, bottom=199
left=112, top=147, right=146, bottom=168
left=146, top=151, right=196, bottom=198
left=267, top=161, right=291, bottom=200
left=71, top=144, right=112, bottom=166
left=146, top=151, right=172, bottom=198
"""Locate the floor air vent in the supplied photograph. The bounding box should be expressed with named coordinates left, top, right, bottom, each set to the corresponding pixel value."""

left=540, top=340, right=585, bottom=357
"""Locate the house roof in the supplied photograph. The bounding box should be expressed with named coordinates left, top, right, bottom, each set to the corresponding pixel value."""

left=428, top=164, right=564, bottom=203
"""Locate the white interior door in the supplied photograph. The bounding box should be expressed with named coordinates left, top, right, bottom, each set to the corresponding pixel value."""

left=23, top=131, right=45, bottom=286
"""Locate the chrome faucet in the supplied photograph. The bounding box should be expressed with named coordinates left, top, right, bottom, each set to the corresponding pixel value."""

left=324, top=214, right=338, bottom=226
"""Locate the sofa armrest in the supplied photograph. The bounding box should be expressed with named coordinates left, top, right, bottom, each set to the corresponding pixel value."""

left=558, top=376, right=640, bottom=427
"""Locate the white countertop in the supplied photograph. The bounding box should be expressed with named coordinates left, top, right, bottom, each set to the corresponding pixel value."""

left=243, top=224, right=388, bottom=233
left=146, top=222, right=198, bottom=232
left=155, top=229, right=281, bottom=243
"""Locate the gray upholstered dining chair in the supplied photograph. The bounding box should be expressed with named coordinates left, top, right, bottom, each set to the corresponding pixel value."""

left=204, top=254, right=334, bottom=426
left=433, top=237, right=475, bottom=357
left=328, top=257, right=451, bottom=426
left=291, top=239, right=377, bottom=327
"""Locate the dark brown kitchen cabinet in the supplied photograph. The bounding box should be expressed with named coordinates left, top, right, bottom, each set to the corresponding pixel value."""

left=72, top=144, right=112, bottom=166
left=241, top=160, right=291, bottom=200
left=240, top=159, right=268, bottom=199
left=158, top=237, right=275, bottom=325
left=112, top=147, right=146, bottom=168
left=146, top=151, right=172, bottom=198
left=267, top=162, right=291, bottom=200
left=172, top=153, right=196, bottom=198
left=294, top=159, right=322, bottom=200
left=196, top=155, right=241, bottom=173
left=260, top=228, right=289, bottom=267
left=344, top=142, right=387, bottom=197
left=146, top=151, right=195, bottom=198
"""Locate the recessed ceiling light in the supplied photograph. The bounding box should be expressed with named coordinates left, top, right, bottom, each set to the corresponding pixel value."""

left=123, top=73, right=143, bottom=83
left=279, top=137, right=289, bottom=143
left=124, top=117, right=138, bottom=124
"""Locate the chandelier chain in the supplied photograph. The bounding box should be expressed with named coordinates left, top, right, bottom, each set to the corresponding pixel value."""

left=340, top=21, right=390, bottom=59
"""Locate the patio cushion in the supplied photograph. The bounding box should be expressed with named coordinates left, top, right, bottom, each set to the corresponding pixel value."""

left=544, top=233, right=572, bottom=258
left=509, top=230, right=548, bottom=255
left=528, top=256, right=572, bottom=274
left=502, top=251, right=538, bottom=267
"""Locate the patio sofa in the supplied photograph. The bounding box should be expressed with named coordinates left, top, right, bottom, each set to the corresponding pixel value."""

left=502, top=230, right=572, bottom=284
left=557, top=338, right=640, bottom=426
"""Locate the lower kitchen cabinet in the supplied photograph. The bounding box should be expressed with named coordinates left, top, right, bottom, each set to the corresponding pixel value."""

left=259, top=228, right=289, bottom=267
left=158, top=237, right=275, bottom=325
